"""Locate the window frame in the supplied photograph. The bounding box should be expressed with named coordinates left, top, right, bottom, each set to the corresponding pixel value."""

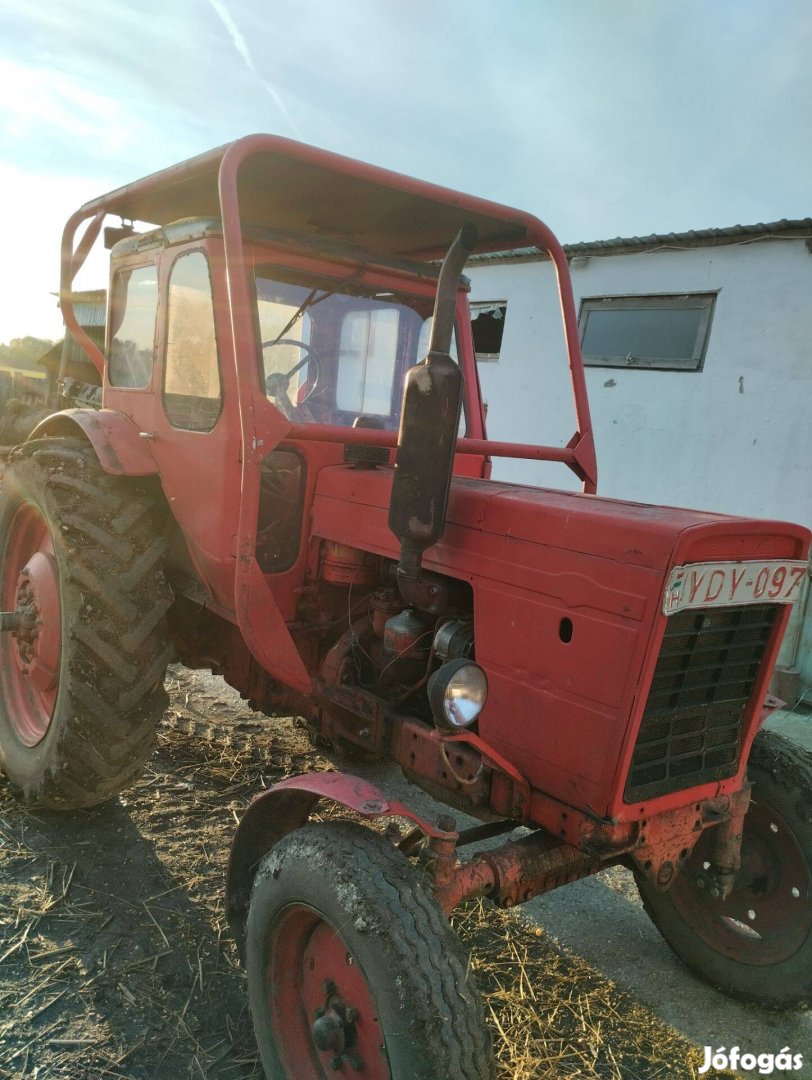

left=161, top=248, right=224, bottom=433
left=470, top=301, right=507, bottom=363
left=578, top=292, right=717, bottom=372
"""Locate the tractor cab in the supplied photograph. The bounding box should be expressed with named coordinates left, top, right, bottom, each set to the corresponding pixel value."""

left=104, top=215, right=478, bottom=436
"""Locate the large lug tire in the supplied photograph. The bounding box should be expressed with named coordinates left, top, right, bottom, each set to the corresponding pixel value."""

left=636, top=728, right=812, bottom=1007
left=246, top=820, right=494, bottom=1080
left=0, top=438, right=174, bottom=809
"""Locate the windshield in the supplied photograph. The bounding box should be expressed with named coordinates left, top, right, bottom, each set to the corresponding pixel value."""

left=255, top=269, right=457, bottom=429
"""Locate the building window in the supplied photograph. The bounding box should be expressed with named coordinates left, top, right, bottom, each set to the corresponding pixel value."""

left=337, top=308, right=400, bottom=416
left=579, top=293, right=716, bottom=371
left=471, top=302, right=507, bottom=362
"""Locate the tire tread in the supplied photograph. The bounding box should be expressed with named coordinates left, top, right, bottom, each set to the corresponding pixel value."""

left=249, top=821, right=494, bottom=1080
left=0, top=438, right=174, bottom=808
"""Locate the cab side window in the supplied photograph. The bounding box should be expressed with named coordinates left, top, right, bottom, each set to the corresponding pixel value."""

left=163, top=251, right=223, bottom=431
left=108, top=265, right=158, bottom=388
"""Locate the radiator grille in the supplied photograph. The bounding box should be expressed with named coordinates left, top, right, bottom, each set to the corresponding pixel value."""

left=625, top=604, right=778, bottom=802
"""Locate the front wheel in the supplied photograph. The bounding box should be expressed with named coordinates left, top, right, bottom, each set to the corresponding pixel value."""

left=636, top=729, right=812, bottom=1008
left=245, top=820, right=493, bottom=1080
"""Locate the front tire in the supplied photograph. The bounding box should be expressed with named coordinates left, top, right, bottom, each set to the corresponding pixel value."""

left=246, top=820, right=494, bottom=1080
left=636, top=729, right=812, bottom=1008
left=0, top=438, right=174, bottom=808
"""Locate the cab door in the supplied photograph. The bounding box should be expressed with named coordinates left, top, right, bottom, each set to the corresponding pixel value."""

left=104, top=243, right=240, bottom=612
left=148, top=245, right=241, bottom=611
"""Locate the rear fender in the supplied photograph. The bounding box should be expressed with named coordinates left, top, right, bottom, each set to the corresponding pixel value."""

left=28, top=409, right=158, bottom=476
left=226, top=771, right=453, bottom=955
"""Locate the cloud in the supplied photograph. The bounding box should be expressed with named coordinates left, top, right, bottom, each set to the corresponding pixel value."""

left=204, top=0, right=304, bottom=139
left=0, top=59, right=132, bottom=150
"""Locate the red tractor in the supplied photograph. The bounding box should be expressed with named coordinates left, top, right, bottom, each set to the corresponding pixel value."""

left=1, top=135, right=810, bottom=1079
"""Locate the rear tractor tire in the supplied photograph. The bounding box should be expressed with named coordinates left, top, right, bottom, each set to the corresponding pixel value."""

left=636, top=728, right=812, bottom=1008
left=246, top=820, right=494, bottom=1080
left=0, top=438, right=174, bottom=809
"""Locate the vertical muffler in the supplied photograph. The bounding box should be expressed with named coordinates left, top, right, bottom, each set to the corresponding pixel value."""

left=388, top=223, right=478, bottom=607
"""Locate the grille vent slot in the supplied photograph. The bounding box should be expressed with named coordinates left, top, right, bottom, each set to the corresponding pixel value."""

left=625, top=604, right=778, bottom=802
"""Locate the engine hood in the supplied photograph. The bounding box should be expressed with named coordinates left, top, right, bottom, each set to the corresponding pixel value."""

left=310, top=464, right=809, bottom=817
left=312, top=465, right=808, bottom=575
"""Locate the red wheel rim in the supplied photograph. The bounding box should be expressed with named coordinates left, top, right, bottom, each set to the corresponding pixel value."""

left=0, top=502, right=61, bottom=746
left=267, top=904, right=390, bottom=1079
left=671, top=795, right=812, bottom=964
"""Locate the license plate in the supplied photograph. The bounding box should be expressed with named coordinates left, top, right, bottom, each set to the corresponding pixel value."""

left=663, top=560, right=808, bottom=615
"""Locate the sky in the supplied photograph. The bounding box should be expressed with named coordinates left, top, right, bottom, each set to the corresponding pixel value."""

left=1, top=0, right=811, bottom=343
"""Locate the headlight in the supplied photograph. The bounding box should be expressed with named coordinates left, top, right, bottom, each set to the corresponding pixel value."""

left=427, top=659, right=488, bottom=731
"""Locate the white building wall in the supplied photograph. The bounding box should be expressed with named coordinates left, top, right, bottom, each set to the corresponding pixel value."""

left=467, top=238, right=812, bottom=687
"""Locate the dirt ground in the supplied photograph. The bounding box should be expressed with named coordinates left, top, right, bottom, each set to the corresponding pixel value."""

left=0, top=667, right=737, bottom=1079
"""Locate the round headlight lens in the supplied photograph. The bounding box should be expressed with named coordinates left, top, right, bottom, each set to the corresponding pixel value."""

left=427, top=659, right=488, bottom=731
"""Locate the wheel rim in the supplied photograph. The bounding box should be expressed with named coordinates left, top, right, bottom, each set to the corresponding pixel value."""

left=671, top=794, right=812, bottom=965
left=267, top=903, right=390, bottom=1078
left=0, top=501, right=61, bottom=746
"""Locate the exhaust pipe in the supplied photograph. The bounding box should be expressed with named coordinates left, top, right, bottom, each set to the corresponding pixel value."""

left=388, top=223, right=478, bottom=609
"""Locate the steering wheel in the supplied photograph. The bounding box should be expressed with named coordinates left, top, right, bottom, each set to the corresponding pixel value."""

left=261, top=339, right=322, bottom=418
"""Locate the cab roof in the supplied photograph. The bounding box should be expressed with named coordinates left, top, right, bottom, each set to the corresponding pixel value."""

left=78, top=133, right=532, bottom=260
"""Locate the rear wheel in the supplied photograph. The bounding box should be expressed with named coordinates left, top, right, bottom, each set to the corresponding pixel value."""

left=246, top=820, right=493, bottom=1080
left=636, top=729, right=812, bottom=1007
left=0, top=438, right=174, bottom=808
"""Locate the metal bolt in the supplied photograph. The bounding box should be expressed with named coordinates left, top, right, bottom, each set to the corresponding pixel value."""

left=656, top=861, right=674, bottom=887
left=322, top=978, right=336, bottom=995
left=329, top=1055, right=343, bottom=1071
left=345, top=1007, right=358, bottom=1024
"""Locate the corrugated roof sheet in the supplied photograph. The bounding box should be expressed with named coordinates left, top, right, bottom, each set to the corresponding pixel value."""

left=469, top=218, right=812, bottom=263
